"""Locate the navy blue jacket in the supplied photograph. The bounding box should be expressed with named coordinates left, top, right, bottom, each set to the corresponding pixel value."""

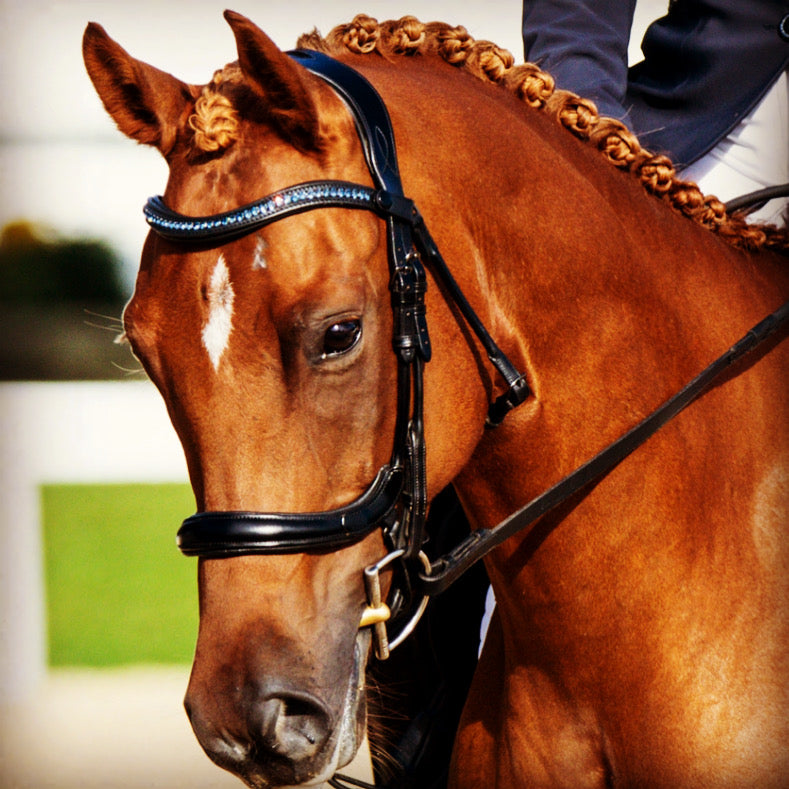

left=522, top=0, right=789, bottom=165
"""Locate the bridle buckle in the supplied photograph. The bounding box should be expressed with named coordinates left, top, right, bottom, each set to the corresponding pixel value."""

left=360, top=549, right=431, bottom=660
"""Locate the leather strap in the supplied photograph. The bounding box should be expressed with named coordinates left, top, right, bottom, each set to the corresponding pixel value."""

left=144, top=182, right=424, bottom=245
left=289, top=50, right=403, bottom=194
left=177, top=466, right=403, bottom=557
left=725, top=182, right=789, bottom=214
left=329, top=774, right=376, bottom=789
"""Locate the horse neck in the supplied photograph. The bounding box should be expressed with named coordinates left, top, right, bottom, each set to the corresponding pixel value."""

left=384, top=58, right=789, bottom=584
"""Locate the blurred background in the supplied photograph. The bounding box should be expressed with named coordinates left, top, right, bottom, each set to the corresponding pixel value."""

left=0, top=2, right=663, bottom=787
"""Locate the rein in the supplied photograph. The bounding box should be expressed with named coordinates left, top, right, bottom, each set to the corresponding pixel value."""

left=724, top=183, right=789, bottom=214
left=144, top=50, right=789, bottom=651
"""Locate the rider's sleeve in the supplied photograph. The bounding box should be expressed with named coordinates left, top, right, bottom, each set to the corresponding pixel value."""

left=521, top=0, right=637, bottom=120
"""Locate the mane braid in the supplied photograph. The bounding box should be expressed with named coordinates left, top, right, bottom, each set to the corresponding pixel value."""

left=296, top=14, right=788, bottom=254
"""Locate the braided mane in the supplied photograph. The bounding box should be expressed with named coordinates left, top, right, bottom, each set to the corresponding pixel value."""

left=191, top=14, right=788, bottom=253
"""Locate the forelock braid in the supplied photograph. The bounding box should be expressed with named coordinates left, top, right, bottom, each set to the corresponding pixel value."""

left=188, top=65, right=241, bottom=153
left=292, top=15, right=788, bottom=253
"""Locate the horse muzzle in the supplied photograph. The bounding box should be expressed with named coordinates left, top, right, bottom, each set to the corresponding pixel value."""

left=187, top=688, right=334, bottom=787
left=185, top=632, right=369, bottom=788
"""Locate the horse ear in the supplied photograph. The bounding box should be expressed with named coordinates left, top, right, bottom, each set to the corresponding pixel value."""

left=82, top=22, right=195, bottom=155
left=223, top=10, right=322, bottom=151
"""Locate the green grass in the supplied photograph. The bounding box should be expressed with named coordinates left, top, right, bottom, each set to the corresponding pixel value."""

left=42, top=483, right=199, bottom=667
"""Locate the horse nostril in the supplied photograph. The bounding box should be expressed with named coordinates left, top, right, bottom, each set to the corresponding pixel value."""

left=255, top=691, right=333, bottom=762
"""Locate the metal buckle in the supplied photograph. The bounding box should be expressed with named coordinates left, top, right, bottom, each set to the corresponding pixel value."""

left=359, top=549, right=431, bottom=660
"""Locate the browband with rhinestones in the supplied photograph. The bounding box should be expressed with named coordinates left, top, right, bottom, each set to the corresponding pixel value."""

left=144, top=181, right=380, bottom=244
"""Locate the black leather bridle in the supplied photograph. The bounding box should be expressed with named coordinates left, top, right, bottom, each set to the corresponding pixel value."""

left=145, top=50, right=789, bottom=663
left=145, top=49, right=530, bottom=658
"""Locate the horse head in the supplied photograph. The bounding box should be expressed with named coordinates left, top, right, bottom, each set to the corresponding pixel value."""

left=83, top=11, right=488, bottom=787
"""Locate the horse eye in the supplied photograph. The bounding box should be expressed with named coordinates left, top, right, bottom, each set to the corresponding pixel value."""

left=321, top=319, right=362, bottom=358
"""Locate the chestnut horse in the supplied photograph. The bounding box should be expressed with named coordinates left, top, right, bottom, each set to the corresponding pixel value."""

left=83, top=11, right=789, bottom=788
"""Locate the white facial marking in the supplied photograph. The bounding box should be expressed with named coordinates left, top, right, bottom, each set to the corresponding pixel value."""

left=202, top=255, right=235, bottom=371
left=252, top=235, right=268, bottom=270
